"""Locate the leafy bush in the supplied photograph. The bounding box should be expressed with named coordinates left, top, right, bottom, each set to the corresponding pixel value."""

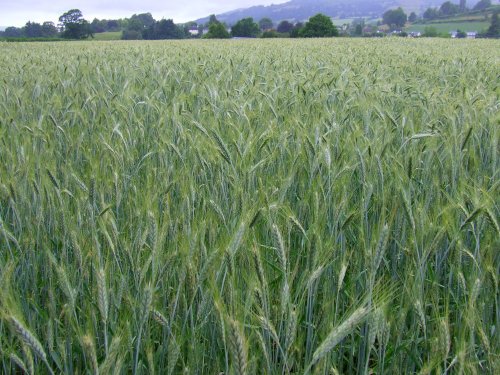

left=300, top=13, right=339, bottom=37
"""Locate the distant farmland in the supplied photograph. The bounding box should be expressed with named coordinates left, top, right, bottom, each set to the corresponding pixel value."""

left=406, top=21, right=490, bottom=33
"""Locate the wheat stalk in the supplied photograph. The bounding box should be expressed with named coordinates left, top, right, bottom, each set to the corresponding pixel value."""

left=96, top=268, right=109, bottom=323
left=22, top=344, right=34, bottom=375
left=228, top=319, right=248, bottom=375
left=308, top=307, right=369, bottom=371
left=9, top=316, right=53, bottom=374
left=82, top=334, right=99, bottom=375
left=10, top=352, right=28, bottom=374
left=99, top=335, right=123, bottom=374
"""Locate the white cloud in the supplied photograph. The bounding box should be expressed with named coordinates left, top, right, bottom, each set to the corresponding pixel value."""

left=0, top=0, right=288, bottom=27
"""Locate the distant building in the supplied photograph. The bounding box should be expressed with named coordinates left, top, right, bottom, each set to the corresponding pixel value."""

left=377, top=25, right=390, bottom=33
left=450, top=31, right=477, bottom=39
left=362, top=26, right=373, bottom=34
left=188, top=28, right=199, bottom=36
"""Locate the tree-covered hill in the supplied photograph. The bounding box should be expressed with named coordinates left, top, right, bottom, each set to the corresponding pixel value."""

left=196, top=0, right=446, bottom=25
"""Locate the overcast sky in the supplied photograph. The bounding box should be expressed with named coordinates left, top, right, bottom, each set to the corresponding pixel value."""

left=0, top=0, right=288, bottom=27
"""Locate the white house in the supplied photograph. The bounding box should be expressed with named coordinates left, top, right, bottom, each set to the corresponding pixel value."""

left=188, top=29, right=199, bottom=36
left=450, top=30, right=477, bottom=39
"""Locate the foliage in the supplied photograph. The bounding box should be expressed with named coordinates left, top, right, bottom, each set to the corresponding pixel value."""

left=231, top=18, right=260, bottom=38
left=277, top=20, right=294, bottom=34
left=383, top=7, right=408, bottom=29
left=24, top=22, right=43, bottom=38
left=130, top=13, right=155, bottom=29
left=41, top=22, right=59, bottom=38
left=261, top=30, right=289, bottom=38
left=90, top=18, right=123, bottom=33
left=0, top=38, right=499, bottom=375
left=122, top=29, right=143, bottom=40
left=194, top=0, right=418, bottom=26
left=409, top=12, right=418, bottom=23
left=59, top=9, right=93, bottom=39
left=142, top=19, right=185, bottom=40
left=485, top=10, right=500, bottom=37
left=423, top=26, right=439, bottom=36
left=300, top=13, right=338, bottom=38
left=2, top=21, right=58, bottom=39
left=259, top=18, right=274, bottom=31
left=423, top=7, right=441, bottom=20
left=460, top=0, right=468, bottom=12
left=208, top=14, right=219, bottom=25
left=290, top=22, right=304, bottom=38
left=473, top=0, right=492, bottom=11
left=204, top=22, right=231, bottom=39
left=122, top=13, right=157, bottom=40
left=440, top=1, right=461, bottom=16
left=3, top=26, right=24, bottom=38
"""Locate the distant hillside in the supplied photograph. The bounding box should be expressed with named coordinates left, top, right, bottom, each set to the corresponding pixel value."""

left=195, top=0, right=445, bottom=25
left=406, top=4, right=499, bottom=33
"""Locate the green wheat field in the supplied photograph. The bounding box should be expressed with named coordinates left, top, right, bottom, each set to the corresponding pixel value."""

left=0, top=39, right=499, bottom=374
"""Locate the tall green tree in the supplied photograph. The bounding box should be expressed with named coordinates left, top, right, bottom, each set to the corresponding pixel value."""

left=423, top=8, right=440, bottom=20
left=473, top=0, right=492, bottom=11
left=277, top=20, right=294, bottom=33
left=208, top=15, right=219, bottom=25
left=383, top=8, right=407, bottom=29
left=143, top=19, right=184, bottom=40
left=486, top=10, right=499, bottom=37
left=300, top=13, right=338, bottom=37
left=41, top=22, right=58, bottom=38
left=204, top=22, right=230, bottom=39
left=91, top=18, right=107, bottom=33
left=259, top=18, right=273, bottom=31
left=59, top=9, right=92, bottom=39
left=24, top=22, right=43, bottom=38
left=440, top=1, right=460, bottom=16
left=290, top=22, right=304, bottom=38
left=409, top=12, right=418, bottom=23
left=130, top=13, right=155, bottom=28
left=231, top=18, right=260, bottom=38
left=3, top=26, right=23, bottom=38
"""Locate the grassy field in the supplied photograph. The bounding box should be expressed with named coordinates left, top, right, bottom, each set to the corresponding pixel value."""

left=92, top=31, right=122, bottom=41
left=0, top=39, right=499, bottom=374
left=406, top=21, right=490, bottom=33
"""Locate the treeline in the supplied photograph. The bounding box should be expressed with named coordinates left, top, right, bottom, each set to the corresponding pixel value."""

left=121, top=14, right=190, bottom=40
left=118, top=13, right=340, bottom=40
left=1, top=22, right=59, bottom=38
left=0, top=9, right=92, bottom=39
left=202, top=14, right=338, bottom=39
